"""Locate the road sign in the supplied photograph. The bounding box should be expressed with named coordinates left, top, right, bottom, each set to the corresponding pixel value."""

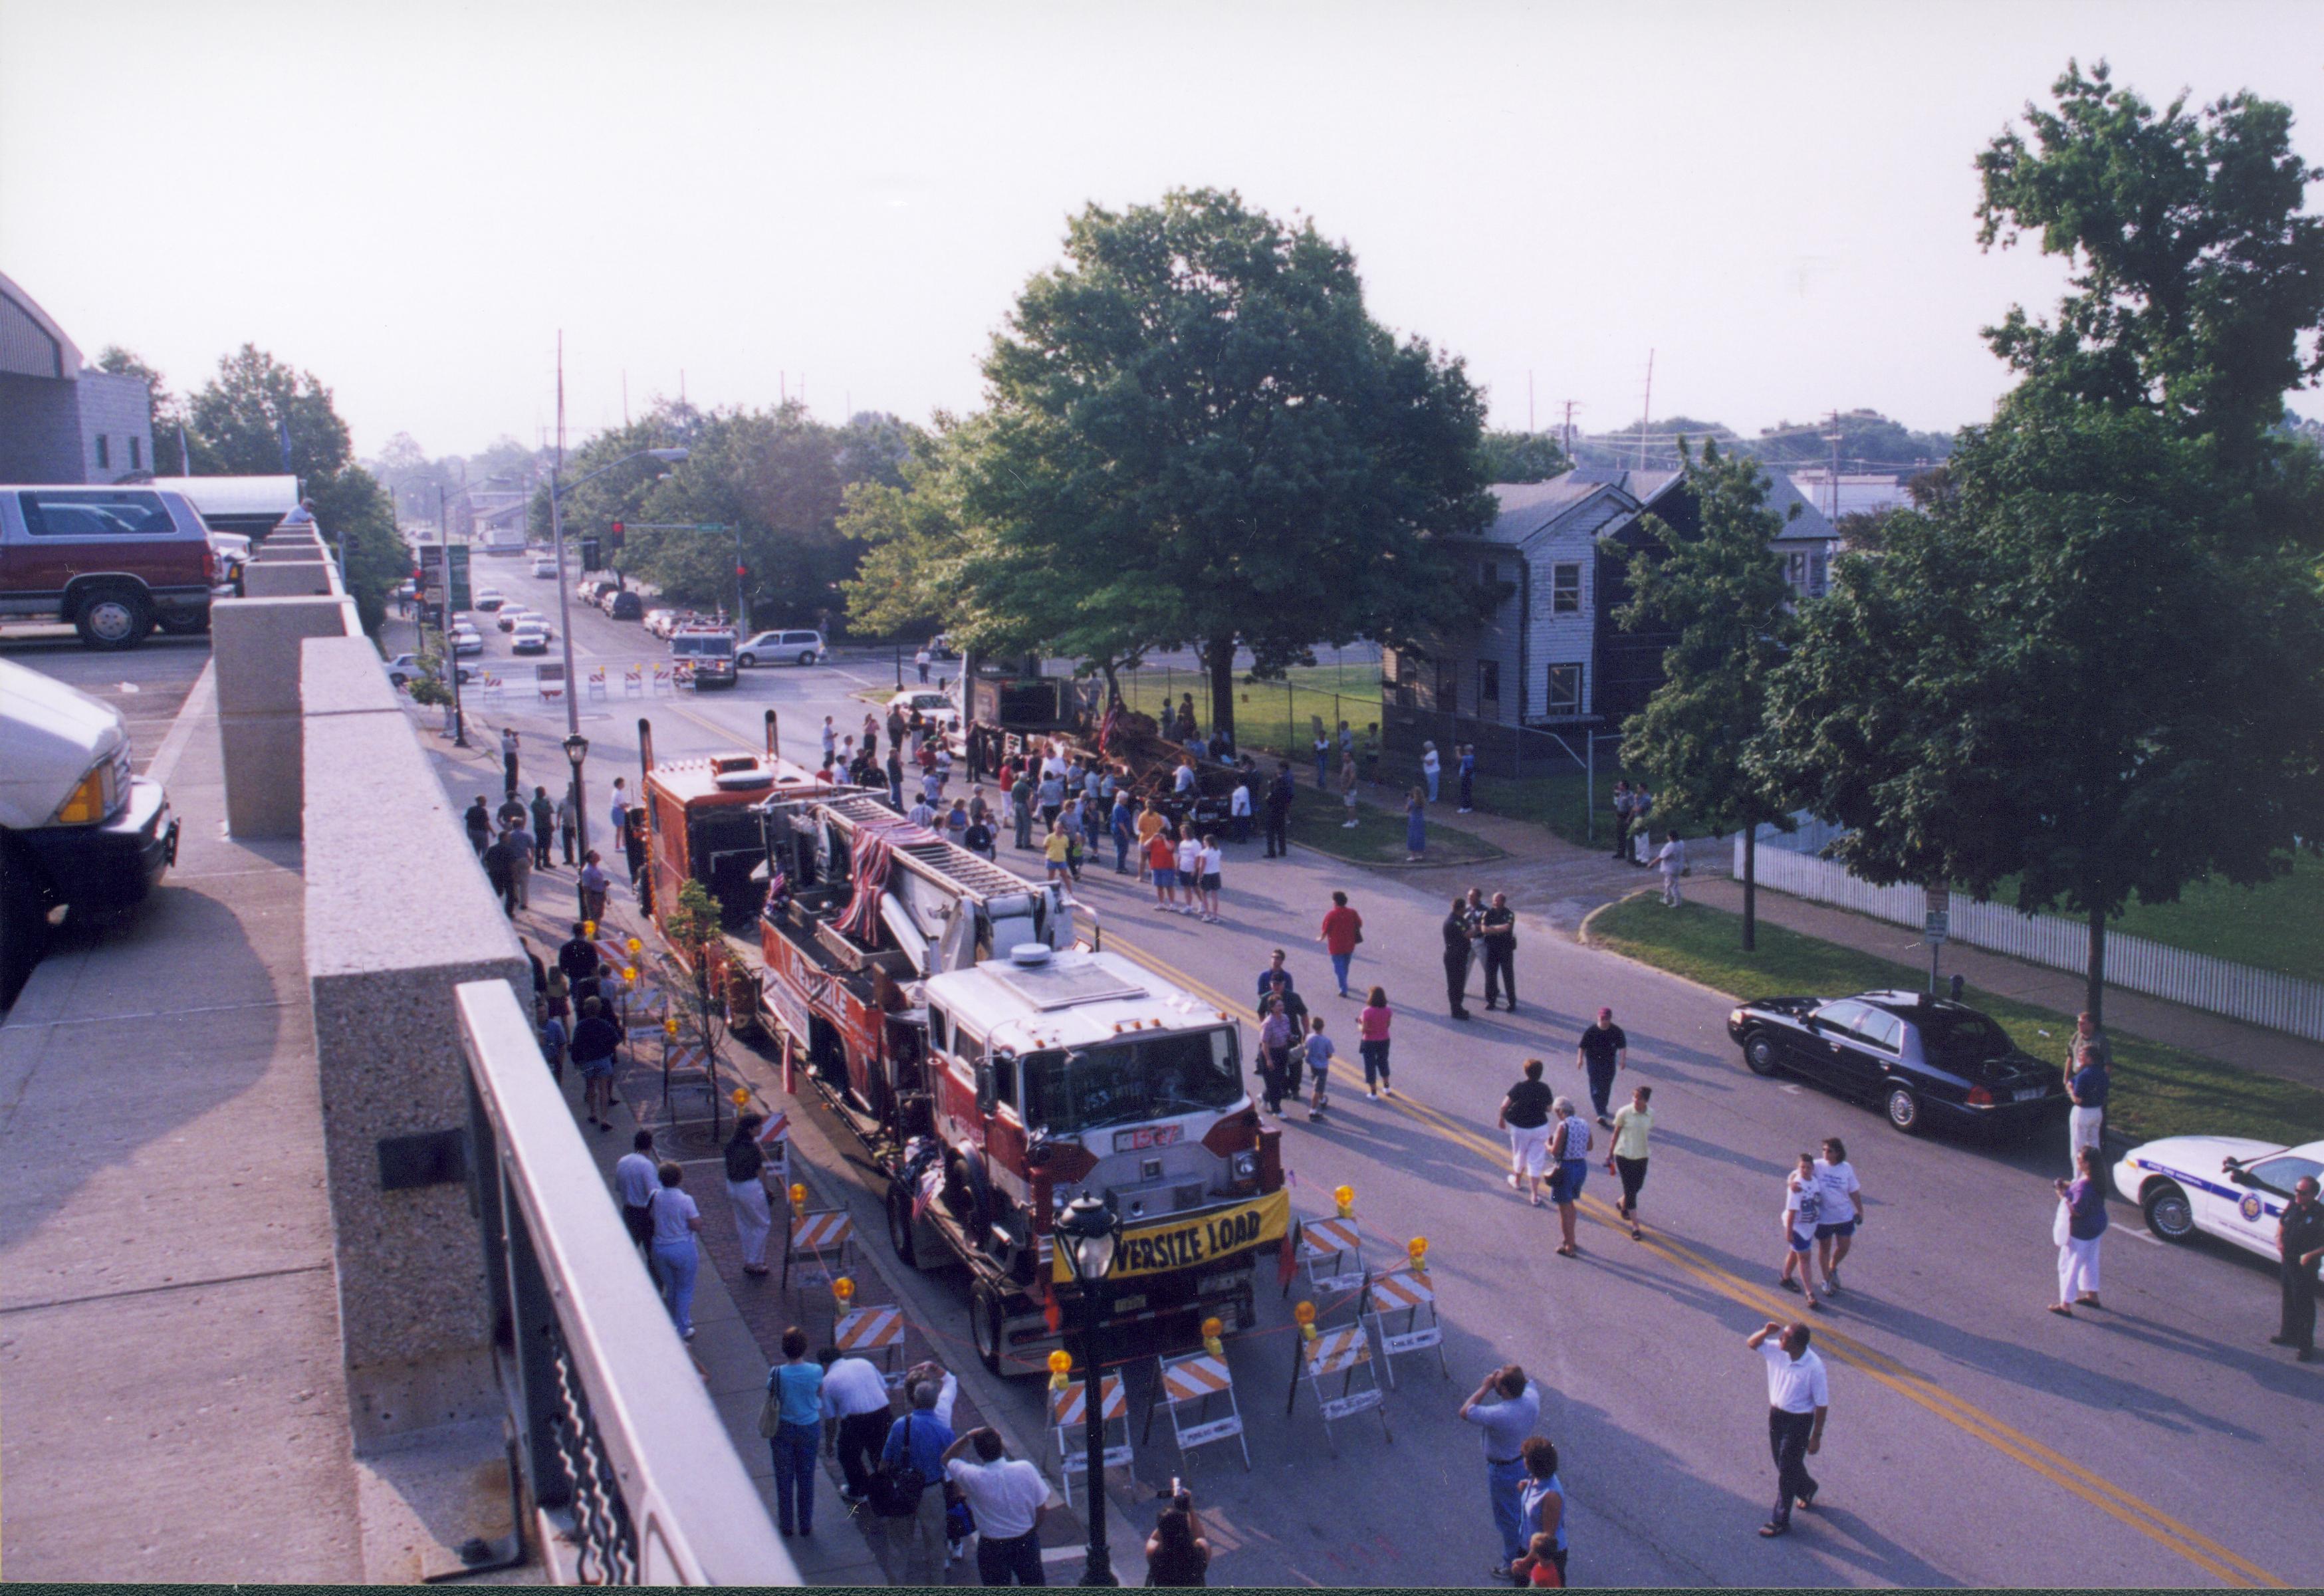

left=1924, top=885, right=1948, bottom=945
left=416, top=544, right=471, bottom=610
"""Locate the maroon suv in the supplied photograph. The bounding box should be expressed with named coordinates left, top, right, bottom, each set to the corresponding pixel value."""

left=0, top=485, right=230, bottom=648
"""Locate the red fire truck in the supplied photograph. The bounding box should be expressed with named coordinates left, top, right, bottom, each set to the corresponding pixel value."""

left=753, top=786, right=1286, bottom=1374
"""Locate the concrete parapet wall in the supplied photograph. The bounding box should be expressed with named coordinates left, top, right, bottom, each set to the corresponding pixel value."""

left=302, top=635, right=519, bottom=1443
left=213, top=595, right=360, bottom=836
left=243, top=560, right=336, bottom=598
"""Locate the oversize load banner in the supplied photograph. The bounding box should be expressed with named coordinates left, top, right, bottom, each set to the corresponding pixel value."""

left=1056, top=1189, right=1291, bottom=1283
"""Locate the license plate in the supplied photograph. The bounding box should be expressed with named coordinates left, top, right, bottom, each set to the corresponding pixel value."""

left=2013, top=1087, right=2045, bottom=1103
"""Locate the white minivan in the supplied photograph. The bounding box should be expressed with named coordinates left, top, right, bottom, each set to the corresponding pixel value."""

left=737, top=629, right=826, bottom=667
left=1, top=658, right=179, bottom=994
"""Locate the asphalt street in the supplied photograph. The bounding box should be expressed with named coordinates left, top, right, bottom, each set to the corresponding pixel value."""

left=418, top=566, right=2321, bottom=1589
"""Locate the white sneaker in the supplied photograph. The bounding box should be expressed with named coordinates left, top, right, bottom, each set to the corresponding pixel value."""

left=1506, top=1173, right=1520, bottom=1190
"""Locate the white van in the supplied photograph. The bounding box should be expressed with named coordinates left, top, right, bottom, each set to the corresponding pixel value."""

left=737, top=629, right=826, bottom=667
left=1, top=658, right=179, bottom=990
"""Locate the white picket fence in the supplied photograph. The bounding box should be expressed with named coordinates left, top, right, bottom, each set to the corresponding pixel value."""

left=1736, top=830, right=2324, bottom=1044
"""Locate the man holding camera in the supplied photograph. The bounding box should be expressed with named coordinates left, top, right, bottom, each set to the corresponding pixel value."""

left=1458, top=1363, right=1543, bottom=1576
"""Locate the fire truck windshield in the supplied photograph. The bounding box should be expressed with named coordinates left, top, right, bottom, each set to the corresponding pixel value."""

left=1020, top=1028, right=1241, bottom=1134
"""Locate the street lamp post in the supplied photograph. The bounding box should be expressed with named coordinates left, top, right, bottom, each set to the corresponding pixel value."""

left=435, top=482, right=469, bottom=747
left=1054, top=1195, right=1123, bottom=1587
left=564, top=733, right=590, bottom=919
left=543, top=446, right=688, bottom=883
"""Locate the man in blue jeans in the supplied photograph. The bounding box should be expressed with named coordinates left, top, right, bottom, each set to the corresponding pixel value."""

left=1458, top=1363, right=1542, bottom=1577
left=942, top=1427, right=1052, bottom=1584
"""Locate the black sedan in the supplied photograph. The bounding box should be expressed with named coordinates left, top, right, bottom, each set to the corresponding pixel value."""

left=1724, top=990, right=2069, bottom=1137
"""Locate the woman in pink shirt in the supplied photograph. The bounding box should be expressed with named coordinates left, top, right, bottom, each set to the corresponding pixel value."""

left=1357, top=986, right=1394, bottom=1099
left=1318, top=891, right=1364, bottom=997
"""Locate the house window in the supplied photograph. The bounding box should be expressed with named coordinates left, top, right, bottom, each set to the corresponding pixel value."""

left=129, top=437, right=142, bottom=470
left=1552, top=563, right=1581, bottom=614
left=1478, top=659, right=1500, bottom=708
left=94, top=435, right=110, bottom=469
left=1437, top=659, right=1460, bottom=717
left=1809, top=550, right=1828, bottom=597
left=1545, top=663, right=1582, bottom=716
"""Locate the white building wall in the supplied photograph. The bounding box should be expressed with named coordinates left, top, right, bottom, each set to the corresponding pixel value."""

left=1521, top=494, right=1628, bottom=721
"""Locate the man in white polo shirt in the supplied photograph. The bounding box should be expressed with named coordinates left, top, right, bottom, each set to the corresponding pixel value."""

left=1746, top=1320, right=1831, bottom=1538
left=941, top=1426, right=1051, bottom=1584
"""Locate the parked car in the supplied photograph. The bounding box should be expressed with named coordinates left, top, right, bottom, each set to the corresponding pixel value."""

left=0, top=484, right=233, bottom=648
left=530, top=556, right=558, bottom=578
left=450, top=626, right=485, bottom=657
left=496, top=606, right=539, bottom=632
left=887, top=688, right=956, bottom=718
left=926, top=633, right=959, bottom=660
left=509, top=622, right=552, bottom=655
left=669, top=627, right=739, bottom=689
left=1724, top=990, right=2069, bottom=1136
left=606, top=590, right=643, bottom=622
left=738, top=629, right=826, bottom=667
left=473, top=589, right=507, bottom=612
left=643, top=608, right=678, bottom=637
left=576, top=578, right=608, bottom=604
left=2112, top=1135, right=2324, bottom=1256
left=382, top=653, right=476, bottom=687
left=1, top=657, right=179, bottom=997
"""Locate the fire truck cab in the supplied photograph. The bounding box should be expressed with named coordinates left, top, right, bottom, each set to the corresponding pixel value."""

left=916, top=943, right=1282, bottom=1371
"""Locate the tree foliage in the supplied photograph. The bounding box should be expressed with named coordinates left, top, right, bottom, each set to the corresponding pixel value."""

left=534, top=402, right=917, bottom=631
left=1610, top=443, right=1800, bottom=946
left=1478, top=429, right=1572, bottom=483
left=945, top=187, right=1495, bottom=735
left=1765, top=61, right=2324, bottom=1017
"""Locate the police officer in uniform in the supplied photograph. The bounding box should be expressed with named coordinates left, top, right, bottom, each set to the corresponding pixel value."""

left=1441, top=897, right=1474, bottom=1021
left=2273, top=1175, right=2323, bottom=1363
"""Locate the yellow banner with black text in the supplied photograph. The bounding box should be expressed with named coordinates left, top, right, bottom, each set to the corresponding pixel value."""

left=1054, top=1189, right=1292, bottom=1284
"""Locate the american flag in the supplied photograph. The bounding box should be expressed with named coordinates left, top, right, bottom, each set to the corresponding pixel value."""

left=1098, top=701, right=1120, bottom=754
left=911, top=1162, right=943, bottom=1224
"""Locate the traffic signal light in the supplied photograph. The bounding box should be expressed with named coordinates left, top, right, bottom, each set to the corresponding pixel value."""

left=608, top=520, right=626, bottom=553
left=580, top=536, right=601, bottom=570
left=735, top=564, right=748, bottom=580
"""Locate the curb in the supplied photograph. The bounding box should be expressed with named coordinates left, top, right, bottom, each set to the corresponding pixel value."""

left=1577, top=891, right=1763, bottom=1011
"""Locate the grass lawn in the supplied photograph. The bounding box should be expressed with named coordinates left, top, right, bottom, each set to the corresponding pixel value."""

left=1285, top=796, right=1501, bottom=867
left=1587, top=893, right=2324, bottom=1146
left=1469, top=769, right=1623, bottom=849
left=1117, top=667, right=1382, bottom=767
left=1979, top=855, right=2324, bottom=984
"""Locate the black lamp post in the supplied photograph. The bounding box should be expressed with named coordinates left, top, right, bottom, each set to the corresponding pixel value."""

left=1054, top=1194, right=1123, bottom=1586
left=563, top=733, right=590, bottom=917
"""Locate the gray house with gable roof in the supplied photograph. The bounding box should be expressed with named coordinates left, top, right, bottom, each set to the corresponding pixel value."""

left=1382, top=467, right=1836, bottom=756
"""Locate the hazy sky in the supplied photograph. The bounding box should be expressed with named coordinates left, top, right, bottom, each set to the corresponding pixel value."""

left=5, top=1, right=2318, bottom=459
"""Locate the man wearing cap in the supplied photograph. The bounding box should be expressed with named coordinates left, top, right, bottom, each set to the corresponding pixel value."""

left=1576, top=1008, right=1629, bottom=1129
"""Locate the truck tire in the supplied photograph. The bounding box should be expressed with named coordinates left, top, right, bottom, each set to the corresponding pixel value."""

left=971, top=1280, right=1006, bottom=1375
left=74, top=588, right=153, bottom=650
left=886, top=1181, right=919, bottom=1267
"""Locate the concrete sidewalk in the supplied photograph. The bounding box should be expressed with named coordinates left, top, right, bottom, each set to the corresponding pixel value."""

left=1676, top=874, right=2324, bottom=1092
left=0, top=665, right=368, bottom=1582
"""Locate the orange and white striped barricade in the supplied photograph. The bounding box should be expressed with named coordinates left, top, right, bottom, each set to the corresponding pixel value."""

left=586, top=664, right=607, bottom=699
left=479, top=672, right=505, bottom=703
left=1152, top=1351, right=1249, bottom=1472
left=1360, top=1266, right=1448, bottom=1388
left=653, top=664, right=675, bottom=696
left=1048, top=1373, right=1132, bottom=1508
left=1291, top=1215, right=1366, bottom=1296
left=623, top=663, right=644, bottom=697
left=1290, top=1323, right=1390, bottom=1456
left=834, top=1303, right=907, bottom=1384
left=782, top=1206, right=856, bottom=1294
left=660, top=1039, right=713, bottom=1116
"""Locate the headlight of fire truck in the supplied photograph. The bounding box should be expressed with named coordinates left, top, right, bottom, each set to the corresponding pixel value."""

left=1231, top=1151, right=1258, bottom=1181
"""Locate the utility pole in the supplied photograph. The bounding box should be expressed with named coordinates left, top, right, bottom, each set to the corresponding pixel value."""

left=1638, top=350, right=1655, bottom=472
left=1560, top=401, right=1579, bottom=461
left=1822, top=409, right=1844, bottom=521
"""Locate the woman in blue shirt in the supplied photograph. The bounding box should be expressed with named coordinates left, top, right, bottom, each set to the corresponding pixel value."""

left=766, top=1327, right=824, bottom=1536
left=2050, top=1145, right=2109, bottom=1317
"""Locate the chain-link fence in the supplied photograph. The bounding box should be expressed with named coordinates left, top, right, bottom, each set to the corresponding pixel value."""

left=1112, top=662, right=1385, bottom=767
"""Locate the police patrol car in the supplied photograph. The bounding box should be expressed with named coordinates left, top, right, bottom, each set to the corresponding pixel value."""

left=2111, top=1135, right=2324, bottom=1258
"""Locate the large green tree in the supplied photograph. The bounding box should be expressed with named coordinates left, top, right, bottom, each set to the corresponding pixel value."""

left=1764, top=62, right=2324, bottom=1020
left=1610, top=443, right=1800, bottom=949
left=177, top=345, right=405, bottom=632
left=1478, top=429, right=1572, bottom=484
left=959, top=187, right=1496, bottom=739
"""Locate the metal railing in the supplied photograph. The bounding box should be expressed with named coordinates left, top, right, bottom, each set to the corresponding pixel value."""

left=1737, top=828, right=2324, bottom=1044
left=456, top=978, right=795, bottom=1585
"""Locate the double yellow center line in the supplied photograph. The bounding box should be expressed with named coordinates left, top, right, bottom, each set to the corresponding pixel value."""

left=1100, top=927, right=2285, bottom=1589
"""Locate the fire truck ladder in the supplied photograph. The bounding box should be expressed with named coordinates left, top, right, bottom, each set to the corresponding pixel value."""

left=815, top=791, right=1043, bottom=901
